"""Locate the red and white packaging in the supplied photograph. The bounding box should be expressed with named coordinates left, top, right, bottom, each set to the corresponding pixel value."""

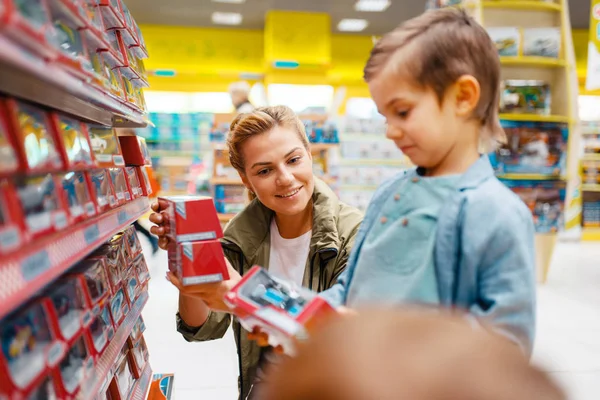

left=0, top=179, right=26, bottom=255
left=4, top=99, right=64, bottom=173
left=51, top=333, right=95, bottom=399
left=48, top=113, right=96, bottom=170
left=129, top=18, right=148, bottom=59
left=108, top=167, right=132, bottom=205
left=136, top=166, right=152, bottom=197
left=107, top=30, right=140, bottom=81
left=0, top=103, right=20, bottom=177
left=86, top=302, right=115, bottom=359
left=128, top=316, right=146, bottom=345
left=87, top=169, right=117, bottom=213
left=42, top=277, right=92, bottom=346
left=14, top=174, right=69, bottom=240
left=91, top=239, right=126, bottom=294
left=123, top=225, right=142, bottom=260
left=96, top=0, right=125, bottom=30
left=81, top=2, right=111, bottom=53
left=122, top=265, right=140, bottom=306
left=108, top=349, right=134, bottom=400
left=118, top=135, right=151, bottom=166
left=69, top=258, right=111, bottom=317
left=0, top=299, right=66, bottom=397
left=109, top=285, right=130, bottom=328
left=125, top=166, right=142, bottom=198
left=168, top=240, right=229, bottom=286
left=132, top=253, right=150, bottom=286
left=224, top=266, right=337, bottom=355
left=127, top=336, right=149, bottom=379
left=158, top=196, right=223, bottom=243
left=58, top=171, right=97, bottom=224
left=87, top=124, right=125, bottom=168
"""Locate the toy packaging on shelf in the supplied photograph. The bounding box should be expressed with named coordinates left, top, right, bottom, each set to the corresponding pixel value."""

left=582, top=160, right=600, bottom=184
left=48, top=114, right=95, bottom=170
left=15, top=174, right=69, bottom=240
left=148, top=373, right=174, bottom=400
left=123, top=225, right=142, bottom=259
left=59, top=171, right=97, bottom=222
left=0, top=300, right=64, bottom=395
left=118, top=135, right=152, bottom=166
left=70, top=258, right=111, bottom=315
left=0, top=180, right=25, bottom=255
left=132, top=253, right=150, bottom=287
left=490, top=121, right=568, bottom=176
left=125, top=166, right=143, bottom=198
left=92, top=233, right=128, bottom=293
left=500, top=80, right=551, bottom=115
left=224, top=266, right=337, bottom=355
left=213, top=185, right=246, bottom=214
left=109, top=167, right=132, bottom=204
left=501, top=179, right=566, bottom=233
left=109, top=286, right=130, bottom=327
left=123, top=265, right=140, bottom=305
left=487, top=27, right=520, bottom=57
left=168, top=240, right=230, bottom=285
left=0, top=106, right=19, bottom=176
left=522, top=28, right=561, bottom=58
left=109, top=347, right=135, bottom=400
left=582, top=191, right=600, bottom=228
left=129, top=316, right=146, bottom=345
left=158, top=196, right=223, bottom=242
left=87, top=302, right=115, bottom=358
left=51, top=18, right=96, bottom=80
left=4, top=99, right=64, bottom=173
left=44, top=277, right=91, bottom=345
left=87, top=125, right=125, bottom=167
left=88, top=168, right=117, bottom=212
left=136, top=166, right=153, bottom=196
left=128, top=336, right=149, bottom=379
left=96, top=0, right=126, bottom=30
left=53, top=333, right=94, bottom=398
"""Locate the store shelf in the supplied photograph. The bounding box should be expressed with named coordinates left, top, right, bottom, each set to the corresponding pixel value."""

left=81, top=291, right=149, bottom=400
left=211, top=177, right=243, bottom=185
left=582, top=184, right=600, bottom=192
left=218, top=213, right=237, bottom=223
left=499, top=113, right=570, bottom=123
left=0, top=36, right=146, bottom=127
left=481, top=1, right=561, bottom=11
left=311, top=143, right=339, bottom=152
left=582, top=154, right=600, bottom=161
left=499, top=56, right=567, bottom=68
left=0, top=197, right=150, bottom=320
left=129, top=364, right=153, bottom=400
left=582, top=227, right=600, bottom=241
left=497, top=173, right=567, bottom=180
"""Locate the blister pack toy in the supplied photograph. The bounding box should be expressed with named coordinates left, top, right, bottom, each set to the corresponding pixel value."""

left=136, top=166, right=153, bottom=196
left=92, top=233, right=127, bottom=293
left=0, top=180, right=25, bottom=255
left=123, top=265, right=140, bottom=306
left=125, top=166, right=143, bottom=198
left=0, top=0, right=57, bottom=58
left=501, top=179, right=566, bottom=233
left=128, top=336, right=148, bottom=379
left=110, top=286, right=130, bottom=327
left=129, top=316, right=146, bottom=345
left=52, top=18, right=95, bottom=79
left=87, top=303, right=115, bottom=358
left=87, top=124, right=125, bottom=167
left=132, top=253, right=150, bottom=286
left=70, top=258, right=111, bottom=315
left=109, top=350, right=134, bottom=400
left=54, top=334, right=94, bottom=397
left=490, top=121, right=568, bottom=176
left=15, top=174, right=69, bottom=239
left=224, top=266, right=336, bottom=355
left=123, top=224, right=142, bottom=259
left=59, top=171, right=97, bottom=223
left=88, top=169, right=117, bottom=212
left=44, top=277, right=91, bottom=344
left=109, top=167, right=132, bottom=204
left=500, top=80, right=551, bottom=115
left=49, top=114, right=95, bottom=170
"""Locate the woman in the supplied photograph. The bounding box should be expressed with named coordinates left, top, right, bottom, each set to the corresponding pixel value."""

left=149, top=105, right=363, bottom=400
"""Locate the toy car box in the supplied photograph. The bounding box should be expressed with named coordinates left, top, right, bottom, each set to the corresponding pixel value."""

left=0, top=180, right=25, bottom=255
left=43, top=277, right=92, bottom=345
left=118, top=135, right=151, bottom=166
left=168, top=240, right=229, bottom=286
left=224, top=266, right=336, bottom=355
left=109, top=167, right=132, bottom=205
left=69, top=258, right=111, bottom=316
left=91, top=238, right=127, bottom=294
left=51, top=17, right=96, bottom=81
left=158, top=196, right=223, bottom=243
left=125, top=166, right=143, bottom=198
left=0, top=300, right=66, bottom=395
left=4, top=99, right=64, bottom=173
left=108, top=349, right=135, bottom=400
left=87, top=169, right=118, bottom=213
left=87, top=124, right=125, bottom=168
left=128, top=316, right=146, bottom=346
left=122, top=264, right=140, bottom=306
left=48, top=113, right=95, bottom=170
left=128, top=335, right=149, bottom=379
left=52, top=333, right=95, bottom=399
left=15, top=174, right=69, bottom=240
left=59, top=171, right=97, bottom=223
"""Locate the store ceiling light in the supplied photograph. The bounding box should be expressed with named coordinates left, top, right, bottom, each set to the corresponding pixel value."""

left=338, top=19, right=369, bottom=32
left=212, top=0, right=246, bottom=3
left=212, top=12, right=243, bottom=25
left=354, top=0, right=391, bottom=12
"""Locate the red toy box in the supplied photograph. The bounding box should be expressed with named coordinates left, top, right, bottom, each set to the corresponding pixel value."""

left=0, top=180, right=25, bottom=255
left=48, top=113, right=95, bottom=170
left=158, top=196, right=223, bottom=243
left=4, top=99, right=64, bottom=173
left=42, top=277, right=92, bottom=345
left=136, top=166, right=153, bottom=196
left=123, top=224, right=142, bottom=260
left=128, top=316, right=146, bottom=345
left=125, top=166, right=143, bottom=198
left=224, top=266, right=337, bottom=355
left=58, top=171, right=97, bottom=223
left=14, top=174, right=69, bottom=240
left=86, top=302, right=115, bottom=359
left=109, top=348, right=135, bottom=400
left=0, top=0, right=57, bottom=58
left=109, top=167, right=132, bottom=205
left=87, top=124, right=125, bottom=168
left=70, top=258, right=111, bottom=316
left=91, top=234, right=127, bottom=293
left=51, top=332, right=95, bottom=399
left=168, top=240, right=229, bottom=286
left=109, top=285, right=130, bottom=328
left=0, top=300, right=66, bottom=396
left=132, top=253, right=150, bottom=287
left=118, top=135, right=151, bottom=166
left=128, top=335, right=148, bottom=379
left=0, top=104, right=19, bottom=176
left=87, top=169, right=117, bottom=213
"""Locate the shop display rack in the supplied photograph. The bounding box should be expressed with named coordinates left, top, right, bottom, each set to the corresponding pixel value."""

left=0, top=196, right=149, bottom=321
left=129, top=364, right=153, bottom=400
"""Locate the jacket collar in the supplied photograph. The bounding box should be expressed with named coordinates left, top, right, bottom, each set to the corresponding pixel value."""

left=222, top=177, right=341, bottom=260
left=415, top=155, right=495, bottom=189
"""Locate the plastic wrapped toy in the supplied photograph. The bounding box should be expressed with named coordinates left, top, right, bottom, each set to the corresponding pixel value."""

left=88, top=169, right=117, bottom=212
left=59, top=171, right=97, bottom=223
left=0, top=180, right=25, bottom=255
left=110, top=286, right=130, bottom=327
left=87, top=124, right=125, bottom=167
left=45, top=278, right=91, bottom=343
left=487, top=27, right=520, bottom=57
left=500, top=80, right=551, bottom=115
left=523, top=27, right=561, bottom=58
left=48, top=114, right=95, bottom=170
left=54, top=334, right=94, bottom=397
left=87, top=303, right=114, bottom=357
left=109, top=167, right=132, bottom=204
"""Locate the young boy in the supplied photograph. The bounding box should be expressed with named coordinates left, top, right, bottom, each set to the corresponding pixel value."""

left=322, top=8, right=536, bottom=355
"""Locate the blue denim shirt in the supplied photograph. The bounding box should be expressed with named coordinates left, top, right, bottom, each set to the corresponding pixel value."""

left=322, top=156, right=537, bottom=355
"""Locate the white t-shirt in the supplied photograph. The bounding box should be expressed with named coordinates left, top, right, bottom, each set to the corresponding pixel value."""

left=268, top=218, right=311, bottom=286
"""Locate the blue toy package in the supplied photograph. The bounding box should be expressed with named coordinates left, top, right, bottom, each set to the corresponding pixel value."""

left=490, top=121, right=568, bottom=176
left=501, top=179, right=566, bottom=233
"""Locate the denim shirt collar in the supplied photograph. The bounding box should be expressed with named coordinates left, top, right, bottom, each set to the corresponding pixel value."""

left=415, top=155, right=495, bottom=190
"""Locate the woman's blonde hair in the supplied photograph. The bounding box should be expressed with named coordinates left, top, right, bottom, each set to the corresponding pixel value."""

left=227, top=105, right=310, bottom=201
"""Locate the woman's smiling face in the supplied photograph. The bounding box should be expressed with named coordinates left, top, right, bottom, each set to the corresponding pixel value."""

left=240, top=125, right=314, bottom=217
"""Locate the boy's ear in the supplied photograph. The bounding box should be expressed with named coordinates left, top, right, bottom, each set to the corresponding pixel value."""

left=453, top=75, right=481, bottom=117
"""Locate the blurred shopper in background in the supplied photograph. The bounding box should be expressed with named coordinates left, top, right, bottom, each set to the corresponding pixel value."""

left=229, top=81, right=255, bottom=113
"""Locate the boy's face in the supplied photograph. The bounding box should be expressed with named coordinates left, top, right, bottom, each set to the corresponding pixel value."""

left=368, top=59, right=473, bottom=171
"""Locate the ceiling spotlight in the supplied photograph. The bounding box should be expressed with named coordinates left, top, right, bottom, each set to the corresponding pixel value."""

left=212, top=12, right=243, bottom=25
left=338, top=19, right=369, bottom=32
left=212, top=0, right=246, bottom=3
left=354, top=0, right=391, bottom=12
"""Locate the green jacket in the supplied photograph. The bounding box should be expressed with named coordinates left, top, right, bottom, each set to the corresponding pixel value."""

left=176, top=178, right=363, bottom=400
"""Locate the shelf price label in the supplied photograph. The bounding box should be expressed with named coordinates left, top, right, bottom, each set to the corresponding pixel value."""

left=21, top=249, right=51, bottom=282
left=84, top=224, right=100, bottom=245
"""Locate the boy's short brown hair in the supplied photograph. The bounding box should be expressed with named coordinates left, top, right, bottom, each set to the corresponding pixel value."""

left=364, top=8, right=504, bottom=151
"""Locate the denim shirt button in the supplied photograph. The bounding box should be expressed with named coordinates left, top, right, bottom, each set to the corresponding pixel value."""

left=402, top=218, right=409, bottom=227
left=394, top=194, right=400, bottom=201
left=381, top=216, right=388, bottom=224
left=411, top=177, right=419, bottom=183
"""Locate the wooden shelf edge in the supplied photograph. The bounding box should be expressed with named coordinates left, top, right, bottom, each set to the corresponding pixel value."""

left=481, top=1, right=561, bottom=11
left=499, top=114, right=571, bottom=123
left=499, top=56, right=566, bottom=67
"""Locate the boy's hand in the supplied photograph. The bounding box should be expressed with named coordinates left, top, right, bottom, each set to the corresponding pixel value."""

left=165, top=259, right=242, bottom=312
left=247, top=327, right=284, bottom=354
left=337, top=306, right=358, bottom=317
left=149, top=200, right=170, bottom=250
